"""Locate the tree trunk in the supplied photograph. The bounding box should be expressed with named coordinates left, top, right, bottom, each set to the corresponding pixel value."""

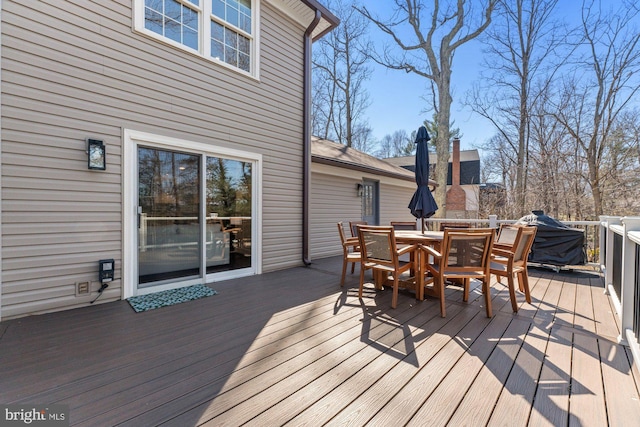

left=434, top=73, right=452, bottom=218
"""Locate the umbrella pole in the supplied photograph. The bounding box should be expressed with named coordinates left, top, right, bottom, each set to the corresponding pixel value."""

left=421, top=218, right=425, bottom=233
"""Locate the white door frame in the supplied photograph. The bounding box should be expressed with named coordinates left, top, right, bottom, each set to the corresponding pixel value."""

left=122, top=129, right=262, bottom=298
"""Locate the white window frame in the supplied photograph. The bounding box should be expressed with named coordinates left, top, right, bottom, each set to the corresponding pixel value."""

left=123, top=129, right=263, bottom=298
left=133, top=0, right=261, bottom=79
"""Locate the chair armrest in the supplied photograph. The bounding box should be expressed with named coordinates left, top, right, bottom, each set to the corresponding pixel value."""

left=491, top=247, right=514, bottom=259
left=420, top=244, right=442, bottom=259
left=397, top=244, right=418, bottom=256
left=343, top=237, right=360, bottom=247
left=494, top=242, right=514, bottom=250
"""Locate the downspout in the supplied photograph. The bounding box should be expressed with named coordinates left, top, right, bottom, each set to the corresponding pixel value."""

left=302, top=10, right=322, bottom=266
left=0, top=1, right=4, bottom=321
left=0, top=0, right=3, bottom=321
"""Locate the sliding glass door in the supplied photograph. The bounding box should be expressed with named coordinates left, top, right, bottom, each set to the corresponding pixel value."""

left=137, top=146, right=254, bottom=289
left=138, top=148, right=201, bottom=285
left=205, top=156, right=252, bottom=274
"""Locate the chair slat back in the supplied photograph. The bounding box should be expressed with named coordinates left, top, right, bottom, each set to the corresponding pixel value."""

left=512, top=226, right=537, bottom=263
left=337, top=221, right=349, bottom=245
left=349, top=220, right=368, bottom=237
left=441, top=229, right=494, bottom=274
left=390, top=221, right=417, bottom=231
left=496, top=224, right=520, bottom=248
left=357, top=226, right=397, bottom=267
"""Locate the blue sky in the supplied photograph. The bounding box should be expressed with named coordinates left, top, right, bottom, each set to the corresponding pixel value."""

left=361, top=1, right=638, bottom=151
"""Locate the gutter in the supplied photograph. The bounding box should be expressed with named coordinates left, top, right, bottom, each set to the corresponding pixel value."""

left=301, top=2, right=339, bottom=266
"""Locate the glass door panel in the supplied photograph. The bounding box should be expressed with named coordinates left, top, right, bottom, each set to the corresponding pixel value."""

left=362, top=180, right=379, bottom=225
left=206, top=156, right=252, bottom=273
left=138, top=147, right=201, bottom=285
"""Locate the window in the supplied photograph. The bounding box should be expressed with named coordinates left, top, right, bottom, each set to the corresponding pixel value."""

left=136, top=0, right=256, bottom=75
left=211, top=0, right=252, bottom=72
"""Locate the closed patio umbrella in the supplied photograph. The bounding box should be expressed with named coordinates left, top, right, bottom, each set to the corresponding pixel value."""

left=408, top=125, right=438, bottom=232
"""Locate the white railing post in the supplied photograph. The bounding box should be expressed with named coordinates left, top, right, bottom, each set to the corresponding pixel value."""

left=619, top=216, right=640, bottom=346
left=488, top=214, right=498, bottom=229
left=599, top=216, right=610, bottom=274
left=603, top=216, right=622, bottom=295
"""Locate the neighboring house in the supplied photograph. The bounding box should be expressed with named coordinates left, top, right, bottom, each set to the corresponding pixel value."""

left=384, top=139, right=481, bottom=219
left=310, top=137, right=432, bottom=259
left=0, top=0, right=338, bottom=320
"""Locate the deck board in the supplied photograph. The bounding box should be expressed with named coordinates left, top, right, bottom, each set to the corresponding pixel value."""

left=0, top=257, right=638, bottom=426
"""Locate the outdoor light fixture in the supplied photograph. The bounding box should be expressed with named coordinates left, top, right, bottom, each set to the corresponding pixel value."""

left=87, top=138, right=106, bottom=170
left=356, top=183, right=363, bottom=197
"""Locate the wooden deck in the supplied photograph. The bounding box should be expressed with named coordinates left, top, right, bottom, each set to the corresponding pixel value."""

left=1, top=256, right=639, bottom=426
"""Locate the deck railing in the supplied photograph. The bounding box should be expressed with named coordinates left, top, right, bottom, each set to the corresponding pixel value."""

left=599, top=216, right=640, bottom=371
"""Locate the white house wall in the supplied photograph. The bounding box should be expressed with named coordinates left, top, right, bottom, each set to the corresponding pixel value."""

left=1, top=1, right=308, bottom=319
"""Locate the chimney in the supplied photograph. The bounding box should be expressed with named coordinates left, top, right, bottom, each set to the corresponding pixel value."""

left=452, top=138, right=461, bottom=187
left=446, top=138, right=466, bottom=213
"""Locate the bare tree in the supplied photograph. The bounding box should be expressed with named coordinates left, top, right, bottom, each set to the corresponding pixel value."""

left=598, top=110, right=640, bottom=215
left=423, top=113, right=462, bottom=150
left=312, top=0, right=373, bottom=148
left=357, top=0, right=496, bottom=216
left=350, top=123, right=375, bottom=153
left=377, top=129, right=413, bottom=158
left=467, top=0, right=566, bottom=217
left=552, top=0, right=640, bottom=217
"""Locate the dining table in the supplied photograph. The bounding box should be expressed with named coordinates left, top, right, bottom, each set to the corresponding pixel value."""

left=393, top=229, right=444, bottom=301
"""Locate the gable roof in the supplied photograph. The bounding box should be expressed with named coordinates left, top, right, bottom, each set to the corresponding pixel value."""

left=383, top=150, right=480, bottom=168
left=311, top=137, right=437, bottom=185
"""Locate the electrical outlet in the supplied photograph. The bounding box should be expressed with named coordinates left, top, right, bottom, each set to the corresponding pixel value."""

left=76, top=281, right=90, bottom=296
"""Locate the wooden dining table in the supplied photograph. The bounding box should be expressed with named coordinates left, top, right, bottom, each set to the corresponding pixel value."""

left=393, top=229, right=444, bottom=301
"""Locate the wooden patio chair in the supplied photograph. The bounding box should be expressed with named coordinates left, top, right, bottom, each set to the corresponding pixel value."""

left=357, top=225, right=419, bottom=309
left=349, top=220, right=368, bottom=238
left=391, top=221, right=418, bottom=264
left=390, top=221, right=417, bottom=230
left=490, top=225, right=537, bottom=312
left=421, top=228, right=495, bottom=318
left=439, top=222, right=471, bottom=231
left=494, top=223, right=522, bottom=250
left=337, top=222, right=361, bottom=286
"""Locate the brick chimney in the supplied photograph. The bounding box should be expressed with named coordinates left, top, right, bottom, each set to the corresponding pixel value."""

left=446, top=138, right=466, bottom=213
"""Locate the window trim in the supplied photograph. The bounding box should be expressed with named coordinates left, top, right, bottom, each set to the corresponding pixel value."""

left=133, top=0, right=261, bottom=79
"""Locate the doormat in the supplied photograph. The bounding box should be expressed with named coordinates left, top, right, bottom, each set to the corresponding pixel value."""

left=127, top=284, right=217, bottom=312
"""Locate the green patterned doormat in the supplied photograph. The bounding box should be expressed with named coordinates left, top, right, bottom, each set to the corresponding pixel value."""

left=127, top=284, right=217, bottom=312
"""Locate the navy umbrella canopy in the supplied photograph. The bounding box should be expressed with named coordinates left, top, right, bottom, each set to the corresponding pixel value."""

left=408, top=126, right=438, bottom=231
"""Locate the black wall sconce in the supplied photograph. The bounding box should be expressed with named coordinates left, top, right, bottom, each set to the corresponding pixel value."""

left=356, top=183, right=363, bottom=197
left=87, top=138, right=106, bottom=170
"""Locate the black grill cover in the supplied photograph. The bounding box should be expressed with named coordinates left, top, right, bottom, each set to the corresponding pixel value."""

left=516, top=211, right=586, bottom=266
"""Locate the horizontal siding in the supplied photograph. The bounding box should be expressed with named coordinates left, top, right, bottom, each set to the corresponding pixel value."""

left=1, top=0, right=307, bottom=318
left=380, top=183, right=420, bottom=225
left=310, top=164, right=418, bottom=259
left=310, top=172, right=362, bottom=259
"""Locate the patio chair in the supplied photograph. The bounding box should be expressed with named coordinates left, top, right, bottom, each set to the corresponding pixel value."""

left=494, top=223, right=522, bottom=250
left=391, top=221, right=418, bottom=264
left=349, top=220, right=368, bottom=238
left=490, top=225, right=537, bottom=312
left=439, top=222, right=471, bottom=231
left=357, top=225, right=419, bottom=309
left=421, top=228, right=495, bottom=318
left=337, top=222, right=361, bottom=286
left=390, top=221, right=417, bottom=230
